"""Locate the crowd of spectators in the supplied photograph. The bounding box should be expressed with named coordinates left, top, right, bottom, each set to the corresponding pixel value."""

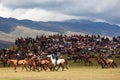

left=0, top=34, right=120, bottom=60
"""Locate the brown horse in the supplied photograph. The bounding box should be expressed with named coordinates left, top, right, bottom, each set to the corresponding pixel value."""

left=35, top=59, right=52, bottom=72
left=26, top=54, right=54, bottom=72
left=26, top=55, right=37, bottom=72
left=25, top=54, right=49, bottom=72
left=95, top=56, right=107, bottom=68
left=95, top=56, right=117, bottom=69
left=101, top=58, right=117, bottom=68
left=7, top=59, right=28, bottom=72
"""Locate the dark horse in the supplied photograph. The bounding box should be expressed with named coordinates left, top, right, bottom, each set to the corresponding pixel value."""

left=0, top=53, right=17, bottom=67
left=0, top=56, right=8, bottom=67
left=72, top=54, right=84, bottom=62
left=83, top=58, right=93, bottom=66
left=95, top=56, right=107, bottom=68
left=82, top=54, right=93, bottom=66
left=95, top=56, right=117, bottom=69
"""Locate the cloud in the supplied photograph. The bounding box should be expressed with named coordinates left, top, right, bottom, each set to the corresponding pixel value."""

left=0, top=5, right=81, bottom=21
left=0, top=0, right=120, bottom=24
left=1, top=0, right=65, bottom=9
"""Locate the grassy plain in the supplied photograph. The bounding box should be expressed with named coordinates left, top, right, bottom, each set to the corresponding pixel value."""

left=0, top=65, right=120, bottom=80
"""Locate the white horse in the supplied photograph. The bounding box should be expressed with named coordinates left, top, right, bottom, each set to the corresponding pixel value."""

left=47, top=54, right=68, bottom=71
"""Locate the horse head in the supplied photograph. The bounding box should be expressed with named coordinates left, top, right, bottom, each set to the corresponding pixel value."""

left=47, top=55, right=53, bottom=61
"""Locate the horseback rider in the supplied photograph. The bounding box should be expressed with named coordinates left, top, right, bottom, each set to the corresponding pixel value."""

left=84, top=53, right=90, bottom=61
left=103, top=54, right=109, bottom=64
left=16, top=53, right=21, bottom=65
left=52, top=51, right=58, bottom=65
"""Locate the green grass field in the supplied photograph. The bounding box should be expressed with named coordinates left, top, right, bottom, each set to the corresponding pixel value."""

left=0, top=58, right=120, bottom=80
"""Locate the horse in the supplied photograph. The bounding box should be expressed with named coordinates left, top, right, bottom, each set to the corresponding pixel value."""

left=94, top=56, right=107, bottom=68
left=24, top=54, right=52, bottom=72
left=47, top=54, right=68, bottom=71
left=35, top=58, right=52, bottom=72
left=0, top=56, right=8, bottom=67
left=7, top=59, right=28, bottom=72
left=95, top=56, right=117, bottom=69
left=72, top=55, right=80, bottom=62
left=25, top=54, right=37, bottom=72
left=101, top=58, right=117, bottom=68
left=82, top=54, right=93, bottom=66
left=0, top=52, right=16, bottom=67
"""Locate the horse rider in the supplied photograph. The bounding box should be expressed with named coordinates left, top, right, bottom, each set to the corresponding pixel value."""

left=16, top=53, right=21, bottom=65
left=52, top=51, right=58, bottom=65
left=103, top=54, right=109, bottom=64
left=84, top=54, right=88, bottom=59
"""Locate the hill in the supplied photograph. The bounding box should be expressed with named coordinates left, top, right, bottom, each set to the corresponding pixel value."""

left=0, top=17, right=120, bottom=37
left=0, top=17, right=120, bottom=48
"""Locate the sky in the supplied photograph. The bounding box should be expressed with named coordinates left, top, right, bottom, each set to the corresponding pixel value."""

left=0, top=0, right=120, bottom=25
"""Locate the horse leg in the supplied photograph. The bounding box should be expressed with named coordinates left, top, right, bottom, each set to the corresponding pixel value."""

left=21, top=64, right=25, bottom=71
left=39, top=63, right=45, bottom=71
left=48, top=64, right=52, bottom=71
left=61, top=64, right=64, bottom=71
left=56, top=64, right=61, bottom=71
left=52, top=65, right=55, bottom=72
left=29, top=65, right=32, bottom=72
left=14, top=65, right=17, bottom=72
left=65, top=64, right=69, bottom=70
left=111, top=64, right=114, bottom=68
left=101, top=64, right=104, bottom=69
left=113, top=62, right=117, bottom=68
left=108, top=63, right=111, bottom=68
left=49, top=64, right=54, bottom=72
left=32, top=63, right=36, bottom=71
left=24, top=64, right=28, bottom=72
left=65, top=60, right=69, bottom=70
left=45, top=64, right=49, bottom=71
left=42, top=64, right=47, bottom=72
left=40, top=64, right=43, bottom=71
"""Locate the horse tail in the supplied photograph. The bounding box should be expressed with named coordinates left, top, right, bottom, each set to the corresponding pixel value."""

left=65, top=59, right=69, bottom=69
left=113, top=61, right=117, bottom=68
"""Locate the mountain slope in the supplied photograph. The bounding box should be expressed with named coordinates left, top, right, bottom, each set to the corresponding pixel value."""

left=0, top=40, right=13, bottom=49
left=0, top=17, right=120, bottom=37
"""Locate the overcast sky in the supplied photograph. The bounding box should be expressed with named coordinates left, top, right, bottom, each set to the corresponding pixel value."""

left=0, top=0, right=120, bottom=24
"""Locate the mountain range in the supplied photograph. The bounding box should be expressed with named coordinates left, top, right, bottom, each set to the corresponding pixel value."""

left=0, top=16, right=120, bottom=49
